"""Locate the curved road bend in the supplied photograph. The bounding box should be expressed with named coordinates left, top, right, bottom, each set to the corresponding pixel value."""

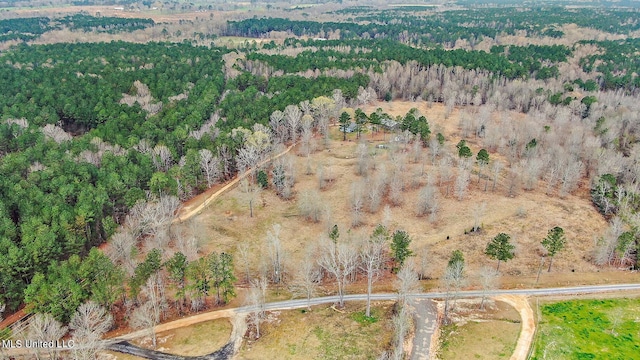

left=6, top=284, right=639, bottom=358
left=106, top=283, right=640, bottom=358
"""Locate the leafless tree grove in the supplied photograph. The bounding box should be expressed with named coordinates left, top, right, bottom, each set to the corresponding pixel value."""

left=266, top=224, right=286, bottom=284
left=317, top=237, right=358, bottom=308
left=246, top=277, right=267, bottom=340
left=395, top=260, right=420, bottom=307
left=69, top=301, right=114, bottom=360
left=27, top=313, right=68, bottom=360
left=130, top=273, right=167, bottom=349
left=359, top=231, right=388, bottom=317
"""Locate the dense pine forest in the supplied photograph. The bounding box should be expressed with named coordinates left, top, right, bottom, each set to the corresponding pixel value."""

left=0, top=2, right=639, bottom=350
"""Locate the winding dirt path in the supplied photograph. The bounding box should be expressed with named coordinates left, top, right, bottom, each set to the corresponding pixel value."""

left=493, top=295, right=535, bottom=360
left=175, top=143, right=297, bottom=223
left=113, top=309, right=237, bottom=342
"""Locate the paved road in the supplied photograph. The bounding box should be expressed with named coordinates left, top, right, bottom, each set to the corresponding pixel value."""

left=220, top=283, right=640, bottom=315
left=409, top=299, right=438, bottom=360
left=6, top=284, right=640, bottom=359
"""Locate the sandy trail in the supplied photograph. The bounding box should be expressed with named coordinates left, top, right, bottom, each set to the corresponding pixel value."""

left=494, top=295, right=535, bottom=360
left=112, top=308, right=237, bottom=342
left=176, top=143, right=296, bottom=222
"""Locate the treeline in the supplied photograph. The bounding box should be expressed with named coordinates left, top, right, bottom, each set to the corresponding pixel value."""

left=250, top=39, right=532, bottom=79
left=58, top=14, right=155, bottom=33
left=0, top=41, right=226, bottom=310
left=220, top=72, right=368, bottom=128
left=430, top=6, right=640, bottom=36
left=579, top=39, right=640, bottom=91
left=0, top=38, right=368, bottom=312
left=0, top=17, right=51, bottom=35
left=0, top=14, right=155, bottom=43
left=226, top=16, right=498, bottom=46
left=269, top=5, right=640, bottom=45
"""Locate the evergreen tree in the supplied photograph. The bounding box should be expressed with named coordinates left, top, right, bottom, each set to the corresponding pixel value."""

left=485, top=233, right=515, bottom=271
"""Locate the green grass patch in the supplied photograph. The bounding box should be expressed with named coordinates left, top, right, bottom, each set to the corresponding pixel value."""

left=438, top=323, right=458, bottom=352
left=531, top=298, right=640, bottom=360
left=349, top=310, right=379, bottom=325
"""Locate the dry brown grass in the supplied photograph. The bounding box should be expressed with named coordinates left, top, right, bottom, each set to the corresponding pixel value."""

left=437, top=300, right=520, bottom=360
left=103, top=319, right=231, bottom=359
left=195, top=101, right=609, bottom=288
left=237, top=301, right=394, bottom=360
left=135, top=319, right=232, bottom=356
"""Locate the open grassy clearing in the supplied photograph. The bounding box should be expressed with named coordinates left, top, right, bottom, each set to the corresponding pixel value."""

left=131, top=318, right=232, bottom=356
left=196, top=101, right=608, bottom=287
left=531, top=297, right=640, bottom=360
left=437, top=299, right=520, bottom=360
left=238, top=301, right=394, bottom=360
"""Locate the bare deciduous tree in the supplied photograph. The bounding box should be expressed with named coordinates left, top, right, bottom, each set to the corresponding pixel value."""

left=360, top=226, right=388, bottom=317
left=152, top=144, right=173, bottom=172
left=289, top=249, right=321, bottom=310
left=367, top=175, right=385, bottom=213
left=559, top=159, right=584, bottom=197
left=506, top=167, right=522, bottom=197
left=266, top=224, right=285, bottom=284
left=442, top=259, right=466, bottom=323
left=355, top=142, right=371, bottom=177
left=317, top=237, right=358, bottom=308
left=237, top=242, right=252, bottom=284
left=416, top=246, right=430, bottom=280
left=416, top=181, right=439, bottom=221
left=173, top=221, right=201, bottom=262
left=269, top=110, right=287, bottom=144
left=390, top=305, right=411, bottom=360
left=410, top=140, right=422, bottom=164
left=429, top=137, right=441, bottom=165
left=454, top=168, right=470, bottom=200
left=439, top=157, right=454, bottom=196
left=28, top=313, right=68, bottom=360
left=388, top=171, right=404, bottom=206
left=239, top=178, right=262, bottom=218
left=351, top=181, right=366, bottom=227
left=130, top=273, right=167, bottom=349
left=595, top=216, right=625, bottom=266
left=477, top=266, right=500, bottom=310
left=69, top=301, right=114, bottom=360
left=271, top=154, right=295, bottom=199
left=199, top=149, right=221, bottom=187
left=491, top=160, right=504, bottom=192
left=246, top=278, right=268, bottom=339
left=107, top=229, right=137, bottom=276
left=298, top=189, right=324, bottom=223
left=300, top=114, right=315, bottom=157
left=285, top=104, right=302, bottom=142
left=471, top=202, right=486, bottom=232
left=395, top=259, right=420, bottom=307
left=236, top=143, right=261, bottom=178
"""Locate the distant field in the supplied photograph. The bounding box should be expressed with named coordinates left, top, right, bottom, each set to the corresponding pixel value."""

left=531, top=297, right=640, bottom=359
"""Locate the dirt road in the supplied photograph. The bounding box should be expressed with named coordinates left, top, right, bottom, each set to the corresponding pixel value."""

left=175, top=143, right=296, bottom=222
left=493, top=295, right=535, bottom=360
